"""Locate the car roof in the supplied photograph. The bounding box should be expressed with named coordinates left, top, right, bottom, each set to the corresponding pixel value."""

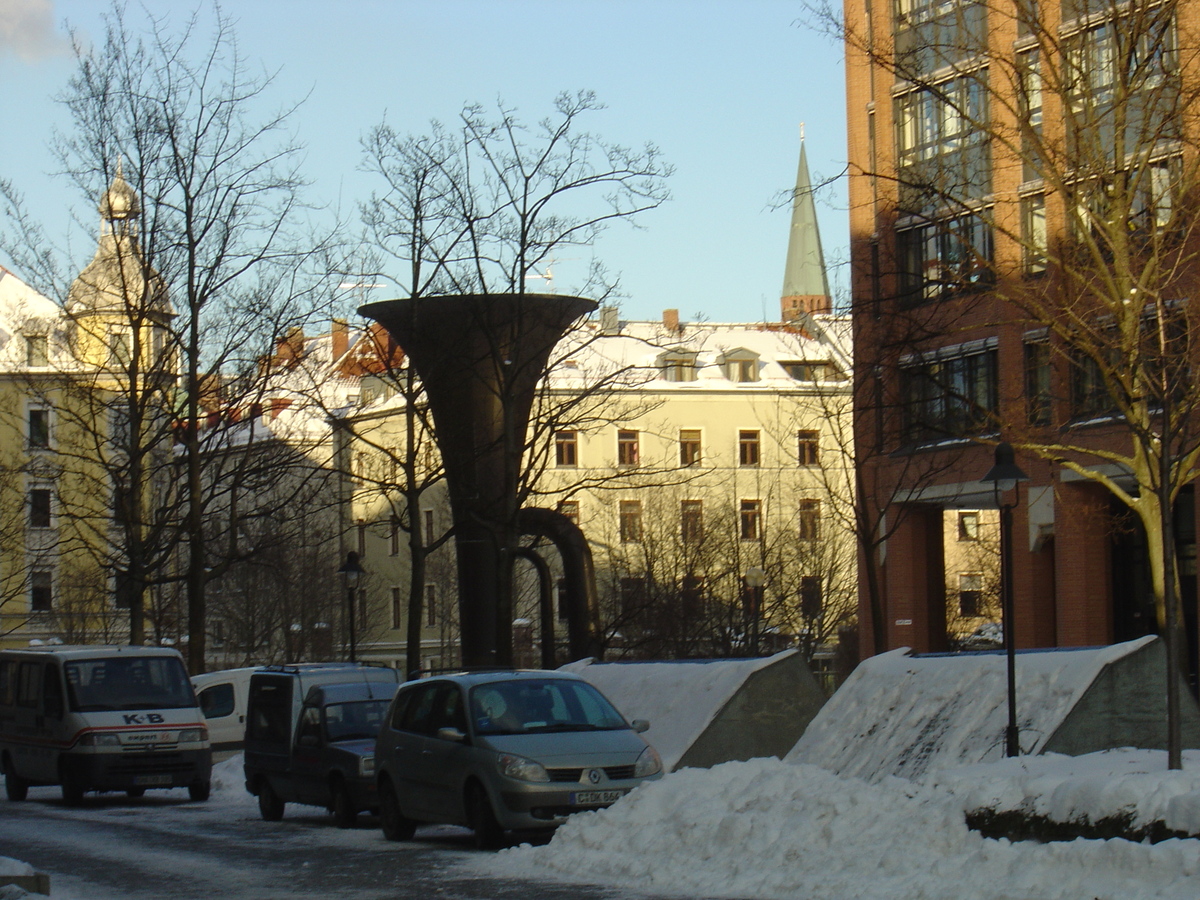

left=1, top=645, right=184, bottom=661
left=306, top=681, right=400, bottom=705
left=403, top=669, right=586, bottom=690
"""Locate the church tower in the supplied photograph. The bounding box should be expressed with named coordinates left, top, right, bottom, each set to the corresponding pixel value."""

left=780, top=137, right=832, bottom=323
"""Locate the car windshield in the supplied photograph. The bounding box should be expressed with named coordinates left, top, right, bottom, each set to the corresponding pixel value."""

left=65, top=656, right=196, bottom=712
left=324, top=699, right=391, bottom=742
left=469, top=679, right=627, bottom=736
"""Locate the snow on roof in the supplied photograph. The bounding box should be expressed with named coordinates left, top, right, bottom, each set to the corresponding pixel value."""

left=562, top=652, right=794, bottom=772
left=788, top=637, right=1157, bottom=782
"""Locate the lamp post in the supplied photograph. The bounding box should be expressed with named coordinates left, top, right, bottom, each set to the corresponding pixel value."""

left=980, top=442, right=1029, bottom=757
left=744, top=565, right=766, bottom=656
left=338, top=551, right=365, bottom=662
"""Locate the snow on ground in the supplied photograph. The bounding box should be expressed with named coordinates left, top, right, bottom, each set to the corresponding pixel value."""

left=562, top=653, right=790, bottom=771
left=494, top=752, right=1200, bottom=900
left=789, top=638, right=1155, bottom=781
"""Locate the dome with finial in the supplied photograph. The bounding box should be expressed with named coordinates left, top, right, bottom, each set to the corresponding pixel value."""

left=98, top=158, right=140, bottom=221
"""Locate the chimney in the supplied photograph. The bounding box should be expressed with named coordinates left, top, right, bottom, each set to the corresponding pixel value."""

left=599, top=306, right=620, bottom=335
left=663, top=309, right=680, bottom=333
left=331, top=318, right=349, bottom=361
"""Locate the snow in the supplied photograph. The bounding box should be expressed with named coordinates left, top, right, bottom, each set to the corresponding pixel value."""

left=789, top=638, right=1155, bottom=781
left=561, top=653, right=790, bottom=771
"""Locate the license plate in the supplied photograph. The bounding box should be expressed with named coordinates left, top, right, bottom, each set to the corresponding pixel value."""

left=132, top=774, right=173, bottom=787
left=570, top=790, right=625, bottom=806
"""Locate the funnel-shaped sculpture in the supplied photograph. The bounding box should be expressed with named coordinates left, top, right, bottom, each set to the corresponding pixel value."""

left=359, top=294, right=598, bottom=666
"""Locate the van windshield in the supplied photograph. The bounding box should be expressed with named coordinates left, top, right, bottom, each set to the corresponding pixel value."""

left=323, top=699, right=391, bottom=742
left=65, top=656, right=196, bottom=712
left=470, top=679, right=628, bottom=736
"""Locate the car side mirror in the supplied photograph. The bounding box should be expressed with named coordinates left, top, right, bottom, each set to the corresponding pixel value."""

left=631, top=719, right=650, bottom=734
left=436, top=726, right=467, bottom=743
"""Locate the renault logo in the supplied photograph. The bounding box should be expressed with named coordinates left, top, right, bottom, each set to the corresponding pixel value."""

left=587, top=768, right=602, bottom=784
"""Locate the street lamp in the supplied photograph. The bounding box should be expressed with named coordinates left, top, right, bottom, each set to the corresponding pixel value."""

left=744, top=565, right=766, bottom=656
left=980, top=441, right=1029, bottom=757
left=338, top=551, right=365, bottom=662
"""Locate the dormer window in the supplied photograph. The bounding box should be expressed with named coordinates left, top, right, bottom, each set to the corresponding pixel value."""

left=782, top=360, right=846, bottom=382
left=660, top=352, right=697, bottom=382
left=25, top=335, right=48, bottom=368
left=722, top=349, right=759, bottom=383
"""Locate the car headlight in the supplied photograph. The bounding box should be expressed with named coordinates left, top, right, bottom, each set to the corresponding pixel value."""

left=633, top=745, right=662, bottom=778
left=78, top=732, right=121, bottom=747
left=177, top=728, right=206, bottom=744
left=359, top=755, right=375, bottom=778
left=498, top=753, right=550, bottom=783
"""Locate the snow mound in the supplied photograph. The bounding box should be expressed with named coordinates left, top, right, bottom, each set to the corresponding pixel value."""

left=790, top=639, right=1153, bottom=781
left=494, top=756, right=1200, bottom=900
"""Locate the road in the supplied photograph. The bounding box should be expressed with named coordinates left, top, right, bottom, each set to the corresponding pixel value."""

left=0, top=784, right=667, bottom=900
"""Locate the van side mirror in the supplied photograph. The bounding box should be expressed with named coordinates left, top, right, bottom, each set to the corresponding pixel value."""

left=631, top=719, right=650, bottom=734
left=436, top=726, right=467, bottom=743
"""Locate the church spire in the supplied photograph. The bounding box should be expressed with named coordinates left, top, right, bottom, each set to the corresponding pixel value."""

left=780, top=130, right=831, bottom=322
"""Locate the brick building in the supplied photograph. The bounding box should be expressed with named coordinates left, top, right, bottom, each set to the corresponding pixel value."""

left=846, top=0, right=1200, bottom=674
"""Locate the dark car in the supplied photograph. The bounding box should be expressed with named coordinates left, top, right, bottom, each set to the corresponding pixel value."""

left=243, top=666, right=400, bottom=827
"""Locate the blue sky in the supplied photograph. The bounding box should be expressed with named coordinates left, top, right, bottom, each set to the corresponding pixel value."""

left=0, top=0, right=848, bottom=324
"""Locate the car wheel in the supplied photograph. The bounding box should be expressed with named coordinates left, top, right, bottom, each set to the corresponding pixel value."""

left=5, top=769, right=28, bottom=802
left=257, top=780, right=285, bottom=821
left=331, top=779, right=357, bottom=828
left=126, top=787, right=146, bottom=799
left=60, top=768, right=85, bottom=806
left=378, top=777, right=415, bottom=841
left=466, top=783, right=505, bottom=850
left=188, top=781, right=211, bottom=802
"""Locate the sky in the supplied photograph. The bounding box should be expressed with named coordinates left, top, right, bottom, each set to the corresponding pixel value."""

left=0, top=0, right=848, bottom=325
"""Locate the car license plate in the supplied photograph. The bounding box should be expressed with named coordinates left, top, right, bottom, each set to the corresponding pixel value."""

left=570, top=789, right=625, bottom=806
left=132, top=774, right=173, bottom=787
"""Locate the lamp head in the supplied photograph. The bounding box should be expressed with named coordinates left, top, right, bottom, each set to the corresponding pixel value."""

left=980, top=442, right=1030, bottom=494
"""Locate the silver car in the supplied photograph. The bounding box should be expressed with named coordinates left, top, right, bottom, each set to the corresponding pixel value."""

left=374, top=670, right=662, bottom=848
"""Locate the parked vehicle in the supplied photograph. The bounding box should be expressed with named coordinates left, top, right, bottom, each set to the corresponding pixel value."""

left=243, top=662, right=401, bottom=826
left=0, top=645, right=212, bottom=804
left=191, top=667, right=257, bottom=760
left=374, top=670, right=663, bottom=848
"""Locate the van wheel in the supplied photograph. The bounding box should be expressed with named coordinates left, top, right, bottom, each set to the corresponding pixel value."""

left=378, top=777, right=415, bottom=841
left=126, top=787, right=146, bottom=799
left=60, top=769, right=85, bottom=806
left=5, top=770, right=28, bottom=802
left=188, top=781, right=211, bottom=802
left=331, top=779, right=357, bottom=828
left=257, top=781, right=284, bottom=821
left=466, top=783, right=505, bottom=850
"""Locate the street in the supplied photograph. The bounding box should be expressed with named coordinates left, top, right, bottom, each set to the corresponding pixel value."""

left=0, top=783, right=664, bottom=900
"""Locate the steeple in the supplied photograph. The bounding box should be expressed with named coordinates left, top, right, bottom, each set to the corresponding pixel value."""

left=780, top=131, right=832, bottom=323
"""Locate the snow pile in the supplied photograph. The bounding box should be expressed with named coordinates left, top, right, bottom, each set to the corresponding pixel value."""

left=0, top=861, right=33, bottom=879
left=562, top=653, right=790, bottom=771
left=790, top=639, right=1154, bottom=780
left=495, top=755, right=1200, bottom=900
left=927, top=749, right=1200, bottom=833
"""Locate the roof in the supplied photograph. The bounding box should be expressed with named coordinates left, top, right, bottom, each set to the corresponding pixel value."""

left=781, top=140, right=831, bottom=302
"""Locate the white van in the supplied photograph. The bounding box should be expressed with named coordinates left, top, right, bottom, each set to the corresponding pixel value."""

left=0, top=645, right=212, bottom=804
left=191, top=667, right=257, bottom=760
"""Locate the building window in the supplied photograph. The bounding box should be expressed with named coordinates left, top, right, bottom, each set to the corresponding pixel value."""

left=740, top=500, right=762, bottom=541
left=30, top=571, right=52, bottom=612
left=801, top=575, right=823, bottom=621
left=1024, top=334, right=1052, bottom=426
left=556, top=578, right=570, bottom=621
left=426, top=584, right=437, bottom=627
left=555, top=430, right=578, bottom=467
left=739, top=430, right=760, bottom=467
left=357, top=519, right=367, bottom=557
left=619, top=500, right=643, bottom=543
left=783, top=361, right=846, bottom=382
left=958, top=511, right=980, bottom=541
left=661, top=353, right=697, bottom=382
left=1023, top=193, right=1047, bottom=275
left=423, top=509, right=435, bottom=542
left=681, top=500, right=704, bottom=543
left=797, top=430, right=820, bottom=466
left=558, top=500, right=579, bottom=525
left=25, top=335, right=48, bottom=368
left=28, top=409, right=49, bottom=450
left=897, top=213, right=994, bottom=303
left=357, top=589, right=367, bottom=628
left=617, top=430, right=639, bottom=466
left=959, top=572, right=983, bottom=616
left=798, top=499, right=821, bottom=541
left=900, top=341, right=999, bottom=443
left=390, top=517, right=401, bottom=556
left=679, top=429, right=702, bottom=467
left=725, top=352, right=759, bottom=383
left=107, top=328, right=132, bottom=370
left=619, top=577, right=646, bottom=617
left=391, top=587, right=402, bottom=630
left=29, top=488, right=51, bottom=529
